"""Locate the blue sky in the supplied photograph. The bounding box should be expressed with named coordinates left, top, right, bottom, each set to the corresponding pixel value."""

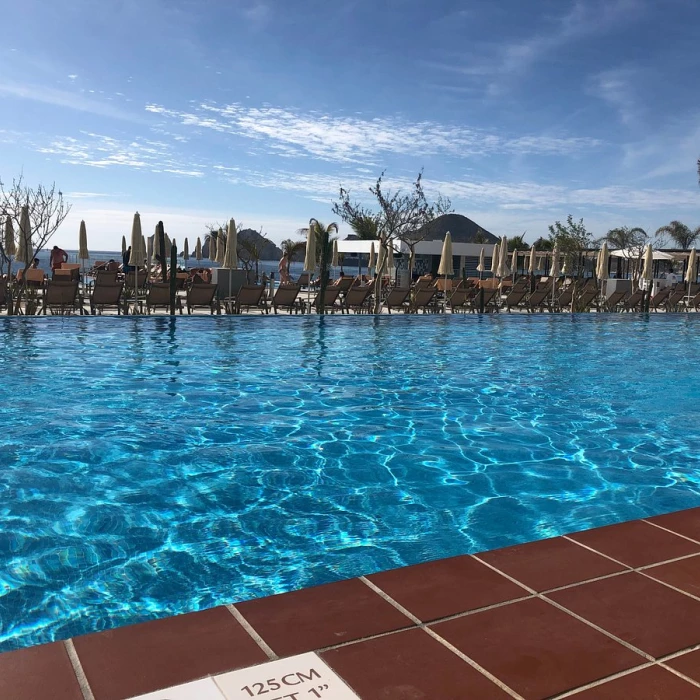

left=1, top=0, right=699, bottom=250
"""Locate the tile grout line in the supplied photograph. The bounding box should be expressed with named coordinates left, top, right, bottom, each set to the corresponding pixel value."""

left=642, top=518, right=700, bottom=546
left=422, top=627, right=525, bottom=700
left=64, top=639, right=95, bottom=700
left=225, top=605, right=278, bottom=660
left=657, top=661, right=700, bottom=690
left=549, top=661, right=655, bottom=698
left=358, top=576, right=524, bottom=700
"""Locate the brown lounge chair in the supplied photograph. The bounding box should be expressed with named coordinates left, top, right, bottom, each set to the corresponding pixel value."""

left=186, top=283, right=217, bottom=314
left=447, top=287, right=476, bottom=313
left=382, top=287, right=410, bottom=313
left=271, top=284, right=303, bottom=314
left=234, top=284, right=267, bottom=314
left=294, top=272, right=311, bottom=287
left=41, top=280, right=80, bottom=315
left=343, top=285, right=372, bottom=314
left=504, top=282, right=530, bottom=311
left=309, top=286, right=341, bottom=313
left=604, top=289, right=629, bottom=312
left=649, top=286, right=672, bottom=312
left=89, top=282, right=124, bottom=315
left=412, top=286, right=440, bottom=313
left=576, top=284, right=600, bottom=312
left=95, top=270, right=119, bottom=286
left=146, top=282, right=180, bottom=314
left=332, top=276, right=355, bottom=295
left=622, top=289, right=644, bottom=311
left=470, top=285, right=499, bottom=312
left=16, top=268, right=45, bottom=288
left=525, top=281, right=553, bottom=313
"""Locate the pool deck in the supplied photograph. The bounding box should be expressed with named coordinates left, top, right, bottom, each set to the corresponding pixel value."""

left=4, top=507, right=700, bottom=699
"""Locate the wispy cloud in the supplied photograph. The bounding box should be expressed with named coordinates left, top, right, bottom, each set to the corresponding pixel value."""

left=37, top=132, right=205, bottom=177
left=0, top=82, right=140, bottom=122
left=424, top=0, right=645, bottom=92
left=145, top=102, right=602, bottom=163
left=588, top=67, right=642, bottom=127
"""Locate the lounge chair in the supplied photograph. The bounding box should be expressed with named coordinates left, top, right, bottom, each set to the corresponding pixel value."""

left=604, top=289, right=629, bottom=312
left=89, top=282, right=124, bottom=315
left=382, top=287, right=410, bottom=314
left=271, top=284, right=302, bottom=314
left=576, top=285, right=600, bottom=312
left=622, top=289, right=644, bottom=312
left=343, top=285, right=372, bottom=314
left=470, top=286, right=499, bottom=312
left=309, top=286, right=341, bottom=313
left=447, top=287, right=475, bottom=313
left=554, top=284, right=575, bottom=312
left=294, top=272, right=311, bottom=287
left=649, top=287, right=672, bottom=312
left=525, top=281, right=553, bottom=313
left=95, top=270, right=119, bottom=286
left=332, top=276, right=355, bottom=295
left=59, top=263, right=81, bottom=281
left=186, top=283, right=217, bottom=314
left=504, top=283, right=530, bottom=312
left=688, top=290, right=700, bottom=312
left=234, top=284, right=267, bottom=314
left=17, top=268, right=45, bottom=288
left=0, top=281, right=7, bottom=311
left=411, top=286, right=440, bottom=313
left=124, top=270, right=148, bottom=291
left=146, top=282, right=179, bottom=314
left=41, top=280, right=80, bottom=315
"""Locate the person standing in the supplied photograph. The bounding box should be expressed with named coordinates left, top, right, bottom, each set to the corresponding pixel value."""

left=278, top=253, right=290, bottom=283
left=50, top=245, right=68, bottom=271
left=123, top=246, right=133, bottom=274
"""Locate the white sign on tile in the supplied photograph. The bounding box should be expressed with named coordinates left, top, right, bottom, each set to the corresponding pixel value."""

left=214, top=652, right=360, bottom=700
left=127, top=677, right=226, bottom=700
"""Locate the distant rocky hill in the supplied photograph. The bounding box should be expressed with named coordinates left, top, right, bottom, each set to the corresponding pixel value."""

left=201, top=229, right=283, bottom=260
left=412, top=214, right=499, bottom=243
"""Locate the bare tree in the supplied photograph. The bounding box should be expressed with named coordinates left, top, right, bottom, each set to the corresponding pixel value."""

left=333, top=171, right=452, bottom=313
left=0, top=175, right=71, bottom=314
left=238, top=227, right=269, bottom=281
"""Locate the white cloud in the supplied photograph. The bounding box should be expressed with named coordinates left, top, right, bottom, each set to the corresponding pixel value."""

left=37, top=133, right=206, bottom=177
left=145, top=101, right=602, bottom=164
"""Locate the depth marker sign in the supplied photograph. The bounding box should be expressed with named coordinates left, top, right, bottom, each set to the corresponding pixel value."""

left=214, top=652, right=361, bottom=700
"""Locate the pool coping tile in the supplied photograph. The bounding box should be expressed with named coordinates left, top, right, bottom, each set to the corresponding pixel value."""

left=430, top=597, right=646, bottom=699
left=547, top=571, right=700, bottom=659
left=0, top=642, right=84, bottom=700
left=665, top=649, right=700, bottom=685
left=234, top=577, right=416, bottom=658
left=365, top=553, right=529, bottom=622
left=569, top=664, right=700, bottom=699
left=321, top=627, right=511, bottom=699
left=567, top=518, right=700, bottom=567
left=73, top=606, right=268, bottom=700
left=477, top=535, right=628, bottom=592
left=646, top=507, right=700, bottom=542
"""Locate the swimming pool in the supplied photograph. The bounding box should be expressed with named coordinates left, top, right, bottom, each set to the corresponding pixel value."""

left=1, top=314, right=699, bottom=650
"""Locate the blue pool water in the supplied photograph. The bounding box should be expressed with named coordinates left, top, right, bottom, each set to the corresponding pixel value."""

left=1, top=314, right=700, bottom=650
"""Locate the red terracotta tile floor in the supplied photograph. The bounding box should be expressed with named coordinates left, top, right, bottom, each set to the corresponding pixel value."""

left=4, top=507, right=700, bottom=699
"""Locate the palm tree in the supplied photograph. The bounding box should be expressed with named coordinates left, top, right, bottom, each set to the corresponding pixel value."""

left=656, top=221, right=700, bottom=249
left=349, top=215, right=379, bottom=240
left=507, top=234, right=529, bottom=251
left=281, top=239, right=305, bottom=261
left=297, top=219, right=339, bottom=314
left=532, top=236, right=553, bottom=251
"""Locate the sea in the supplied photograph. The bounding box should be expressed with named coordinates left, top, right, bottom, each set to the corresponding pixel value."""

left=7, top=250, right=367, bottom=280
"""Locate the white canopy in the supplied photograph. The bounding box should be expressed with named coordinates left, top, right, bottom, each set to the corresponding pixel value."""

left=610, top=248, right=675, bottom=261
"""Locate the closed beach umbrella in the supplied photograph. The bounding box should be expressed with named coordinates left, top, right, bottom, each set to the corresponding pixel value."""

left=387, top=242, right=394, bottom=270
left=528, top=246, right=536, bottom=274
left=216, top=228, right=226, bottom=265
left=438, top=231, right=453, bottom=276
left=550, top=245, right=561, bottom=279
left=304, top=223, right=317, bottom=272
left=121, top=235, right=127, bottom=255
left=78, top=220, right=89, bottom=265
left=128, top=212, right=145, bottom=266
left=476, top=247, right=485, bottom=273
left=596, top=242, right=609, bottom=280
left=368, top=242, right=376, bottom=271
left=183, top=237, right=190, bottom=264
left=377, top=241, right=386, bottom=274
left=490, top=243, right=499, bottom=274
left=195, top=237, right=202, bottom=261
left=16, top=205, right=32, bottom=264
left=511, top=248, right=518, bottom=276
left=4, top=216, right=15, bottom=257
left=331, top=238, right=338, bottom=268
left=685, top=249, right=696, bottom=284
left=223, top=219, right=238, bottom=268
left=497, top=235, right=509, bottom=278
left=641, top=244, right=653, bottom=282
left=147, top=236, right=154, bottom=271
left=209, top=233, right=217, bottom=262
